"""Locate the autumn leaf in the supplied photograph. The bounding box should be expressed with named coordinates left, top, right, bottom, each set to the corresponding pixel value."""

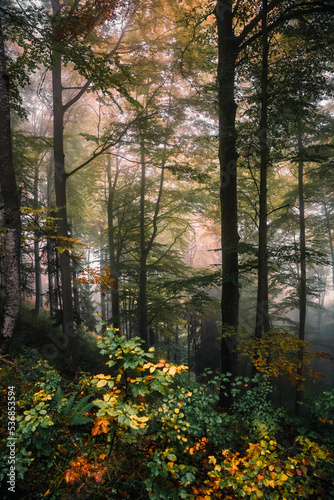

left=91, top=417, right=110, bottom=435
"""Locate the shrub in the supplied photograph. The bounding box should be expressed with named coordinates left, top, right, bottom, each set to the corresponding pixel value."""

left=1, top=329, right=333, bottom=499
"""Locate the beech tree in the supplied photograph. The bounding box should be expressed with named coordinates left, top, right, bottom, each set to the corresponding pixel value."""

left=48, top=0, right=140, bottom=369
left=0, top=15, right=21, bottom=353
left=214, top=0, right=334, bottom=374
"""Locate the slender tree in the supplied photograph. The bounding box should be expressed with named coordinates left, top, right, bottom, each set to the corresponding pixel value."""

left=49, top=0, right=133, bottom=368
left=295, top=130, right=306, bottom=413
left=254, top=0, right=270, bottom=340
left=107, top=154, right=120, bottom=331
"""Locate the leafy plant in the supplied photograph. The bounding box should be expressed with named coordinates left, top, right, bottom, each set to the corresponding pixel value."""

left=231, top=374, right=286, bottom=439
left=238, top=330, right=334, bottom=385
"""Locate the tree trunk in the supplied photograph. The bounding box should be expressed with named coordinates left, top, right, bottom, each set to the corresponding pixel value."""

left=52, top=6, right=75, bottom=370
left=139, top=134, right=149, bottom=349
left=323, top=200, right=334, bottom=289
left=100, top=247, right=107, bottom=332
left=46, top=155, right=57, bottom=318
left=0, top=16, right=21, bottom=353
left=107, top=155, right=120, bottom=332
left=72, top=263, right=81, bottom=326
left=316, top=269, right=325, bottom=334
left=34, top=239, right=43, bottom=314
left=255, top=0, right=270, bottom=340
left=298, top=133, right=306, bottom=343
left=34, top=164, right=43, bottom=314
left=295, top=130, right=306, bottom=415
left=215, top=0, right=239, bottom=376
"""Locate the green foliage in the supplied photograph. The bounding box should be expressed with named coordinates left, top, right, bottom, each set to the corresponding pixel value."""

left=9, top=301, right=62, bottom=352
left=206, top=436, right=330, bottom=500
left=91, top=330, right=187, bottom=442
left=305, top=385, right=334, bottom=425
left=52, top=389, right=93, bottom=426
left=295, top=384, right=334, bottom=451
left=3, top=300, right=106, bottom=374
left=0, top=357, right=94, bottom=497
left=231, top=375, right=286, bottom=440
left=1, top=330, right=333, bottom=498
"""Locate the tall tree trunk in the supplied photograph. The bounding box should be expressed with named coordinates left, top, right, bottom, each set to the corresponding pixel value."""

left=296, top=130, right=306, bottom=415
left=34, top=164, right=43, bottom=314
left=72, top=263, right=81, bottom=326
left=138, top=120, right=167, bottom=350
left=47, top=154, right=56, bottom=317
left=316, top=270, right=325, bottom=334
left=107, top=155, right=120, bottom=331
left=255, top=0, right=270, bottom=341
left=323, top=200, right=334, bottom=289
left=52, top=2, right=75, bottom=370
left=100, top=247, right=107, bottom=332
left=139, top=134, right=149, bottom=349
left=34, top=239, right=43, bottom=314
left=0, top=16, right=21, bottom=353
left=298, top=132, right=306, bottom=343
left=215, top=0, right=239, bottom=376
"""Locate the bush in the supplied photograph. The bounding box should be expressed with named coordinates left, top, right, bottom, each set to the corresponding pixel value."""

left=0, top=329, right=333, bottom=499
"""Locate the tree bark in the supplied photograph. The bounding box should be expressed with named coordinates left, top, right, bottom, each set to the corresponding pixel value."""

left=100, top=247, right=107, bottom=332
left=255, top=0, right=270, bottom=340
left=34, top=164, right=43, bottom=314
left=107, top=155, right=120, bottom=332
left=46, top=155, right=57, bottom=318
left=323, top=200, right=334, bottom=289
left=52, top=1, right=75, bottom=370
left=72, top=262, right=81, bottom=326
left=0, top=15, right=21, bottom=353
left=298, top=132, right=306, bottom=343
left=295, top=130, right=306, bottom=415
left=215, top=0, right=239, bottom=375
left=139, top=133, right=149, bottom=349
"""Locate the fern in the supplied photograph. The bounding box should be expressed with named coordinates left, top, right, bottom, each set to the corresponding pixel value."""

left=53, top=389, right=93, bottom=426
left=66, top=394, right=93, bottom=426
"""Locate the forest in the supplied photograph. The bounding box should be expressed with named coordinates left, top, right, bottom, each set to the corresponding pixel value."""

left=1, top=0, right=334, bottom=498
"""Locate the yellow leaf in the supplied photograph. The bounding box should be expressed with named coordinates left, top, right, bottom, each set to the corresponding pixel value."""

left=169, top=366, right=177, bottom=376
left=96, top=379, right=107, bottom=388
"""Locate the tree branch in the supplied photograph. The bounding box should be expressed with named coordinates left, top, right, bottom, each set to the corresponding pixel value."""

left=267, top=203, right=290, bottom=216
left=238, top=0, right=334, bottom=52
left=63, top=79, right=91, bottom=112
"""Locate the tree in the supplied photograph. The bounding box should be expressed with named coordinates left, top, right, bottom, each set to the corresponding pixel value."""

left=215, top=0, right=240, bottom=376
left=48, top=0, right=136, bottom=368
left=254, top=0, right=270, bottom=340
left=214, top=0, right=334, bottom=375
left=0, top=14, right=21, bottom=353
left=107, top=154, right=121, bottom=331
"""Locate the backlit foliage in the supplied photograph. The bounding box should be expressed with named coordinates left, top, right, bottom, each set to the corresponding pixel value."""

left=238, top=330, right=334, bottom=385
left=53, top=0, right=121, bottom=43
left=76, top=264, right=117, bottom=290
